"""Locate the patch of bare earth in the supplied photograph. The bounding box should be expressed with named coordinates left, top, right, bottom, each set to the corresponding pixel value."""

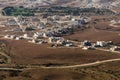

left=0, top=39, right=120, bottom=65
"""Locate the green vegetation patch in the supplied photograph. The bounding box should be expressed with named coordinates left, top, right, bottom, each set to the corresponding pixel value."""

left=3, top=6, right=35, bottom=16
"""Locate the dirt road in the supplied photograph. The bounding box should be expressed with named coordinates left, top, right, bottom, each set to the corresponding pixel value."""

left=0, top=52, right=11, bottom=64
left=42, top=58, right=120, bottom=69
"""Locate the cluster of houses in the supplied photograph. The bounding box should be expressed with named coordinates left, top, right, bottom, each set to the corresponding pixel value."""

left=3, top=15, right=90, bottom=33
left=4, top=33, right=75, bottom=47
left=2, top=15, right=91, bottom=49
left=4, top=19, right=18, bottom=26
left=3, top=15, right=120, bottom=52
left=110, top=46, right=120, bottom=52
left=48, top=37, right=75, bottom=47
left=81, top=40, right=120, bottom=52
left=4, top=33, right=120, bottom=52
left=81, top=40, right=113, bottom=48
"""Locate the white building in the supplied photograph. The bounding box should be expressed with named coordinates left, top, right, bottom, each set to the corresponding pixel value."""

left=96, top=41, right=108, bottom=47
left=33, top=33, right=39, bottom=39
left=4, top=35, right=10, bottom=38
left=110, top=46, right=120, bottom=51
left=82, top=46, right=95, bottom=50
left=23, top=34, right=28, bottom=38
left=15, top=37, right=20, bottom=40
left=65, top=42, right=74, bottom=47
left=48, top=37, right=65, bottom=44
left=9, top=35, right=16, bottom=39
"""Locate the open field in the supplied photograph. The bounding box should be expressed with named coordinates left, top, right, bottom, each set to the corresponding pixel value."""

left=64, top=28, right=120, bottom=44
left=0, top=60, right=120, bottom=80
left=0, top=39, right=120, bottom=66
left=64, top=15, right=120, bottom=44
left=19, top=61, right=120, bottom=80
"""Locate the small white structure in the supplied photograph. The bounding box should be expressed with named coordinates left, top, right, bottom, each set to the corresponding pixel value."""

left=4, top=35, right=24, bottom=40
left=82, top=46, right=89, bottom=50
left=71, top=18, right=76, bottom=21
left=29, top=39, right=46, bottom=44
left=23, top=34, right=28, bottom=38
left=10, top=35, right=16, bottom=39
left=110, top=20, right=117, bottom=23
left=48, top=37, right=65, bottom=44
left=15, top=37, right=20, bottom=40
left=96, top=41, right=108, bottom=47
left=65, top=42, right=74, bottom=47
left=82, top=46, right=95, bottom=50
left=4, top=35, right=10, bottom=38
left=38, top=41, right=44, bottom=44
left=33, top=33, right=39, bottom=39
left=43, top=33, right=47, bottom=38
left=31, top=39, right=36, bottom=43
left=110, top=46, right=120, bottom=51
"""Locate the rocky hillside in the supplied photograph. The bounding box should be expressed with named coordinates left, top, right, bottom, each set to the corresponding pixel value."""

left=45, top=0, right=120, bottom=13
left=53, top=0, right=119, bottom=8
left=6, top=0, right=120, bottom=13
left=16, top=0, right=120, bottom=8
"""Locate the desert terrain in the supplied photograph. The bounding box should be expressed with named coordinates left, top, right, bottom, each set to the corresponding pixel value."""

left=0, top=0, right=120, bottom=80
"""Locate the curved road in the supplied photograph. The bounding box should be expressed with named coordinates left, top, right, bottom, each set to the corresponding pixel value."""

left=42, top=58, right=120, bottom=69
left=0, top=58, right=120, bottom=71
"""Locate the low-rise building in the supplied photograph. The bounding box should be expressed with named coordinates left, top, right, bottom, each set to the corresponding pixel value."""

left=65, top=42, right=74, bottom=47
left=48, top=37, right=65, bottom=44
left=5, top=19, right=18, bottom=26
left=82, top=46, right=95, bottom=50
left=29, top=39, right=46, bottom=44
left=81, top=40, right=92, bottom=46
left=23, top=34, right=28, bottom=39
left=110, top=46, right=120, bottom=51
left=96, top=41, right=108, bottom=47
left=4, top=35, right=10, bottom=38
